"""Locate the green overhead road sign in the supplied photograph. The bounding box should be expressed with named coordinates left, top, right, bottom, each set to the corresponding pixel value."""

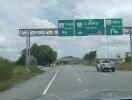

left=58, top=18, right=123, bottom=36
left=75, top=19, right=104, bottom=36
left=106, top=19, right=123, bottom=35
left=58, top=20, right=74, bottom=36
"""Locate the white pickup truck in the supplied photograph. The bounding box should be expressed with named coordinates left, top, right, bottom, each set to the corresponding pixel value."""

left=96, top=60, right=115, bottom=72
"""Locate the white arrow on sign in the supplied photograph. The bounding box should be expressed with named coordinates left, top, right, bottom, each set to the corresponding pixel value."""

left=62, top=31, right=67, bottom=35
left=78, top=31, right=82, bottom=35
left=111, top=28, right=118, bottom=34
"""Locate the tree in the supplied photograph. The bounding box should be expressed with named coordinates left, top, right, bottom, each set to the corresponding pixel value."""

left=125, top=52, right=131, bottom=62
left=17, top=43, right=57, bottom=66
left=17, top=49, right=26, bottom=65
left=84, top=51, right=97, bottom=64
left=31, top=44, right=57, bottom=66
left=30, top=55, right=37, bottom=66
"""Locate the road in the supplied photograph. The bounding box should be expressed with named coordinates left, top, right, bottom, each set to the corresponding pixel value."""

left=1, top=65, right=132, bottom=100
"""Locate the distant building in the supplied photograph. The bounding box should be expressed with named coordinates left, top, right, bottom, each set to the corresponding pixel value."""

left=116, top=52, right=130, bottom=63
left=56, top=56, right=82, bottom=65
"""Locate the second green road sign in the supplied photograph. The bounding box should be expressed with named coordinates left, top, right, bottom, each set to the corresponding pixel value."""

left=106, top=19, right=123, bottom=35
left=75, top=19, right=104, bottom=36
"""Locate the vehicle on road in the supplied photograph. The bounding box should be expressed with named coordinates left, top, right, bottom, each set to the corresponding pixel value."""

left=96, top=60, right=115, bottom=72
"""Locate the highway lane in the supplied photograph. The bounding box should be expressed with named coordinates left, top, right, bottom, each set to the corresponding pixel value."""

left=0, top=67, right=59, bottom=100
left=1, top=65, right=132, bottom=100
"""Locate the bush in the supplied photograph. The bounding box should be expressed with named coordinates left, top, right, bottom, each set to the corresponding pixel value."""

left=0, top=58, right=14, bottom=81
left=125, top=57, right=131, bottom=62
left=0, top=57, right=44, bottom=91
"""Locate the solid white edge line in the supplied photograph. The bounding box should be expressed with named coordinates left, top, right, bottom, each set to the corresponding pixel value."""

left=78, top=78, right=82, bottom=82
left=42, top=67, right=61, bottom=96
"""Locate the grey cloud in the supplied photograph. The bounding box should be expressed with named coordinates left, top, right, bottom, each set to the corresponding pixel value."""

left=0, top=0, right=131, bottom=60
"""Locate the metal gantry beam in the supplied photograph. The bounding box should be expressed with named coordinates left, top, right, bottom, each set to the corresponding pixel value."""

left=19, top=28, right=58, bottom=37
left=19, top=27, right=132, bottom=37
left=19, top=27, right=132, bottom=71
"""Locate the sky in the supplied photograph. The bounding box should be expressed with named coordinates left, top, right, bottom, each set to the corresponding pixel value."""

left=0, top=0, right=132, bottom=61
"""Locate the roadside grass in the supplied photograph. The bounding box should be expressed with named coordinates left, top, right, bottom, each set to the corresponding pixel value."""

left=84, top=62, right=132, bottom=71
left=0, top=60, right=44, bottom=91
left=82, top=61, right=132, bottom=71
left=116, top=62, right=132, bottom=71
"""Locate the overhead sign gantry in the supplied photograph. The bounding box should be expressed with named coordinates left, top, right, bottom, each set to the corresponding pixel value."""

left=19, top=18, right=132, bottom=72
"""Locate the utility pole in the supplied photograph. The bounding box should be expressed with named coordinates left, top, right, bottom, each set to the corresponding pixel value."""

left=106, top=36, right=110, bottom=60
left=25, top=29, right=30, bottom=72
left=130, top=29, right=132, bottom=61
left=28, top=30, right=31, bottom=68
left=26, top=30, right=29, bottom=72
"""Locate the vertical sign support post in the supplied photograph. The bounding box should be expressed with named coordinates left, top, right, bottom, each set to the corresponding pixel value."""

left=129, top=28, right=132, bottom=61
left=26, top=30, right=29, bottom=72
left=28, top=30, right=31, bottom=69
left=106, top=36, right=110, bottom=60
left=25, top=29, right=30, bottom=72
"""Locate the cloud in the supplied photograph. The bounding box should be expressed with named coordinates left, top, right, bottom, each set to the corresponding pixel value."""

left=0, top=48, right=18, bottom=53
left=0, top=35, right=7, bottom=44
left=74, top=0, right=132, bottom=26
left=56, top=49, right=63, bottom=57
left=27, top=17, right=56, bottom=28
left=0, top=0, right=131, bottom=61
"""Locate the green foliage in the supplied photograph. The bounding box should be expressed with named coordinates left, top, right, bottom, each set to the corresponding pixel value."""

left=0, top=64, right=43, bottom=91
left=17, top=43, right=57, bottom=66
left=31, top=43, right=57, bottom=66
left=125, top=57, right=131, bottom=62
left=116, top=62, right=132, bottom=71
left=0, top=58, right=14, bottom=81
left=84, top=51, right=97, bottom=64
left=17, top=49, right=26, bottom=65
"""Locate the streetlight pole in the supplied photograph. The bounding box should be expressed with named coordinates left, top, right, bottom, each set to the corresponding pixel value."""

left=26, top=30, right=29, bottom=72
left=28, top=30, right=31, bottom=68
left=25, top=29, right=30, bottom=72
left=130, top=29, right=132, bottom=61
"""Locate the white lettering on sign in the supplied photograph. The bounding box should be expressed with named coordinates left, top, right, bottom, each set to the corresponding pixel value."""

left=62, top=31, right=67, bottom=35
left=88, top=20, right=98, bottom=25
left=78, top=31, right=82, bottom=35
left=66, top=23, right=73, bottom=26
left=77, top=22, right=82, bottom=28
left=59, top=23, right=64, bottom=28
left=112, top=20, right=121, bottom=24
left=106, top=20, right=112, bottom=25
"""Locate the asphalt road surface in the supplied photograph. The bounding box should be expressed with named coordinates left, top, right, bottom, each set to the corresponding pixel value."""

left=1, top=65, right=132, bottom=100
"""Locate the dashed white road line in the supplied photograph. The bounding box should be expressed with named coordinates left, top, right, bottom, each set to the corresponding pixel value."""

left=75, top=73, right=77, bottom=77
left=100, top=73, right=108, bottom=76
left=85, top=89, right=90, bottom=91
left=71, top=68, right=82, bottom=82
left=78, top=78, right=82, bottom=82
left=42, top=67, right=61, bottom=96
left=49, top=94, right=60, bottom=100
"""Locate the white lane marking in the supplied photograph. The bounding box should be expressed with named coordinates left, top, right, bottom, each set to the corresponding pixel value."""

left=85, top=89, right=90, bottom=91
left=71, top=68, right=82, bottom=82
left=50, top=94, right=60, bottom=100
left=78, top=78, right=82, bottom=82
left=42, top=67, right=61, bottom=96
left=71, top=68, right=77, bottom=77
left=100, top=73, right=108, bottom=76
left=75, top=73, right=77, bottom=77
